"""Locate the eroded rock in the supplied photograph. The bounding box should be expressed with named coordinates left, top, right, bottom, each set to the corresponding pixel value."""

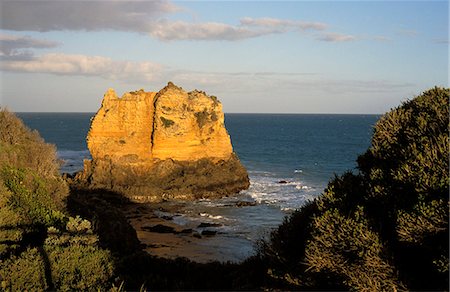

left=75, top=82, right=249, bottom=201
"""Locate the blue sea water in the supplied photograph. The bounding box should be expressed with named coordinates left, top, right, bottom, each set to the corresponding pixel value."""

left=17, top=112, right=379, bottom=261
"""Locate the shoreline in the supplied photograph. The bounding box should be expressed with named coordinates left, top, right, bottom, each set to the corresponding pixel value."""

left=122, top=199, right=264, bottom=263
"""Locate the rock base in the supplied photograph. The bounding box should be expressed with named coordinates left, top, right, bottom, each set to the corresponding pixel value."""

left=74, top=154, right=249, bottom=202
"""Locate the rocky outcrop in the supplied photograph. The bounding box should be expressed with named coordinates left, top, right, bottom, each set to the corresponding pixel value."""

left=76, top=82, right=249, bottom=202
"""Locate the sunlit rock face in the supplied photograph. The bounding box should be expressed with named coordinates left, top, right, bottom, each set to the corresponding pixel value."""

left=152, top=83, right=232, bottom=161
left=77, top=82, right=249, bottom=201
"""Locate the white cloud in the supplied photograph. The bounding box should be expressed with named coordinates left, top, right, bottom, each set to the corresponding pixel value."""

left=317, top=32, right=357, bottom=42
left=240, top=17, right=327, bottom=31
left=148, top=17, right=328, bottom=41
left=0, top=33, right=60, bottom=59
left=149, top=20, right=261, bottom=41
left=0, top=53, right=163, bottom=82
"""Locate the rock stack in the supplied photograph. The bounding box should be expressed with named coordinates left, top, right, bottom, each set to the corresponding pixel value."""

left=75, top=82, right=249, bottom=202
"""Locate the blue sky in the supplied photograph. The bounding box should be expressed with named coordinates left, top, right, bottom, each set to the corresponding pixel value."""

left=0, top=0, right=448, bottom=113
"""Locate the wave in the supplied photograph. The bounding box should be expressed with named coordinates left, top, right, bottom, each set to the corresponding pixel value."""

left=242, top=172, right=319, bottom=212
left=199, top=213, right=224, bottom=220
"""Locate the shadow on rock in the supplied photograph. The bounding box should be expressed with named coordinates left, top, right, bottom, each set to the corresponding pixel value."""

left=66, top=187, right=142, bottom=256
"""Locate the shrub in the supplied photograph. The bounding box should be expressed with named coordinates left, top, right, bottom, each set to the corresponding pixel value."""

left=45, top=244, right=114, bottom=291
left=260, top=87, right=449, bottom=290
left=305, top=207, right=401, bottom=291
left=0, top=248, right=48, bottom=291
left=0, top=109, right=115, bottom=291
left=0, top=109, right=60, bottom=178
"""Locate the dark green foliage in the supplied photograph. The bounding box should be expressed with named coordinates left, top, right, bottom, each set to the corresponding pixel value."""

left=259, top=87, right=449, bottom=290
left=160, top=116, right=175, bottom=128
left=0, top=109, right=114, bottom=291
left=45, top=244, right=114, bottom=291
left=0, top=248, right=48, bottom=291
left=1, top=166, right=66, bottom=228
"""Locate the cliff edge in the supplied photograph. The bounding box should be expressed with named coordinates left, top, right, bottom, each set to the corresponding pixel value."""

left=75, top=82, right=249, bottom=201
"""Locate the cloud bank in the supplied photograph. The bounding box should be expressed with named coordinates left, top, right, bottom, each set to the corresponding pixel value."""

left=0, top=1, right=354, bottom=42
left=1, top=52, right=162, bottom=82
left=0, top=0, right=178, bottom=32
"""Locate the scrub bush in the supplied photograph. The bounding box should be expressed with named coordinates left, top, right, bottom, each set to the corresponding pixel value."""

left=0, top=108, right=115, bottom=291
left=260, top=87, right=449, bottom=290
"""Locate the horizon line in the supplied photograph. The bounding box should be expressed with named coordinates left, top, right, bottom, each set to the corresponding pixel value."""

left=13, top=111, right=383, bottom=115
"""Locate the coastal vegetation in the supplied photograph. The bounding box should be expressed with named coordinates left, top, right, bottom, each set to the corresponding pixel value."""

left=0, top=87, right=448, bottom=290
left=258, top=87, right=449, bottom=290
left=0, top=109, right=114, bottom=290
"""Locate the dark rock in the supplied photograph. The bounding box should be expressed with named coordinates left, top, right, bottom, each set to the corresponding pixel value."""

left=201, top=230, right=217, bottom=236
left=193, top=232, right=202, bottom=239
left=178, top=228, right=193, bottom=234
left=126, top=214, right=142, bottom=219
left=197, top=222, right=223, bottom=228
left=161, top=215, right=173, bottom=221
left=142, top=224, right=176, bottom=234
left=278, top=180, right=289, bottom=184
left=236, top=201, right=257, bottom=207
left=66, top=187, right=142, bottom=256
left=74, top=154, right=250, bottom=202
left=146, top=243, right=170, bottom=248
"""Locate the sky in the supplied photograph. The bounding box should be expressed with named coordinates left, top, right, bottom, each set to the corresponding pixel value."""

left=0, top=0, right=448, bottom=113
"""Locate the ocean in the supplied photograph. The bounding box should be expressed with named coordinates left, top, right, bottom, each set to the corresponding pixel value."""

left=18, top=113, right=379, bottom=262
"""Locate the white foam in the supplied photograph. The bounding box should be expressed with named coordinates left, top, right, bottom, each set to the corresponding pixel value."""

left=199, top=213, right=224, bottom=220
left=242, top=172, right=319, bottom=211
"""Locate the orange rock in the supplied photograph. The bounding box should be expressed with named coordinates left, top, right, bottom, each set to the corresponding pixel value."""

left=78, top=82, right=249, bottom=201
left=87, top=82, right=233, bottom=164
left=87, top=88, right=156, bottom=162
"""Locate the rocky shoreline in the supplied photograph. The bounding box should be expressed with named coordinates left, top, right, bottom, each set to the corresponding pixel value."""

left=66, top=184, right=263, bottom=263
left=123, top=198, right=262, bottom=262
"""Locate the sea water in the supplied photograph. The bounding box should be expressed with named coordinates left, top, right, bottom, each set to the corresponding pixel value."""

left=18, top=113, right=379, bottom=262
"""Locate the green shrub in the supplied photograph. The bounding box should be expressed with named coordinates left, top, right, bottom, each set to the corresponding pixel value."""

left=305, top=207, right=401, bottom=291
left=0, top=109, right=115, bottom=291
left=260, top=87, right=449, bottom=290
left=1, top=166, right=66, bottom=228
left=0, top=248, right=48, bottom=291
left=45, top=244, right=114, bottom=291
left=0, top=109, right=60, bottom=178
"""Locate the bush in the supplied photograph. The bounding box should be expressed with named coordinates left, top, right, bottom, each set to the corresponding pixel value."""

left=260, top=87, right=449, bottom=290
left=45, top=245, right=114, bottom=291
left=0, top=109, right=60, bottom=178
left=0, top=109, right=115, bottom=291
left=0, top=248, right=48, bottom=291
